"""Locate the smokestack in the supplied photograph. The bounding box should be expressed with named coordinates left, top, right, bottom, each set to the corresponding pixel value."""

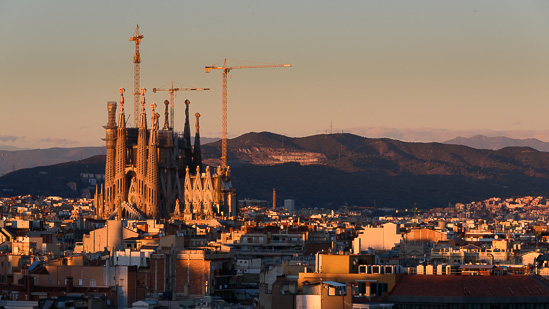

left=273, top=189, right=276, bottom=210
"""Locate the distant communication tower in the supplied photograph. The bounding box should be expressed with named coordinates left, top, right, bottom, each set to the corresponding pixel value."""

left=129, top=25, right=144, bottom=127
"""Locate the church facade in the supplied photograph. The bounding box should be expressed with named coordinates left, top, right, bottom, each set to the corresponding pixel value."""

left=94, top=89, right=237, bottom=220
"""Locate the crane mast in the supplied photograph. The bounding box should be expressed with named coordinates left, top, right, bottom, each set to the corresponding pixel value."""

left=221, top=69, right=228, bottom=170
left=129, top=25, right=144, bottom=128
left=205, top=59, right=291, bottom=170
left=153, top=82, right=210, bottom=130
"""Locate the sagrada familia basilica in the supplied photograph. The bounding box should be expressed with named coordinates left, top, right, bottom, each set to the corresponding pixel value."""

left=94, top=88, right=236, bottom=220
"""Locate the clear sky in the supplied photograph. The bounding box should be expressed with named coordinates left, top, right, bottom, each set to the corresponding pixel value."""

left=2, top=1, right=549, bottom=149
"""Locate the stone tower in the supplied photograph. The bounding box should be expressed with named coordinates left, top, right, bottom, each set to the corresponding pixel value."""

left=95, top=89, right=235, bottom=220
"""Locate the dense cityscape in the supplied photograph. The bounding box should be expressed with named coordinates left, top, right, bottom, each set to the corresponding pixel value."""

left=4, top=12, right=549, bottom=308
left=0, top=192, right=547, bottom=308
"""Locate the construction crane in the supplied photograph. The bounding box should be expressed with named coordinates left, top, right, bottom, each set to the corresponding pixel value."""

left=152, top=82, right=210, bottom=130
left=205, top=59, right=291, bottom=170
left=129, top=25, right=144, bottom=128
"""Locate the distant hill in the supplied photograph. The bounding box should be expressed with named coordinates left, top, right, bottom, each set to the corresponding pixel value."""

left=5, top=132, right=549, bottom=209
left=0, top=147, right=105, bottom=176
left=203, top=132, right=549, bottom=208
left=0, top=145, right=28, bottom=151
left=200, top=137, right=220, bottom=145
left=0, top=140, right=220, bottom=176
left=0, top=155, right=105, bottom=198
left=444, top=135, right=549, bottom=152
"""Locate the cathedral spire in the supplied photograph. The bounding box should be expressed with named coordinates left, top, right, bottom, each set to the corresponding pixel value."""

left=146, top=103, right=159, bottom=218
left=135, top=88, right=148, bottom=214
left=102, top=100, right=118, bottom=217
left=183, top=99, right=191, bottom=144
left=139, top=88, right=148, bottom=129
left=114, top=88, right=127, bottom=218
left=150, top=103, right=158, bottom=136
left=183, top=99, right=193, bottom=169
left=118, top=88, right=126, bottom=128
left=163, top=100, right=170, bottom=130
left=193, top=112, right=202, bottom=172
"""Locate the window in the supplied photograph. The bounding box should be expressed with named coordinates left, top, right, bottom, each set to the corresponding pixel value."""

left=357, top=282, right=367, bottom=295
left=381, top=283, right=388, bottom=293
left=327, top=286, right=346, bottom=296
left=370, top=284, right=378, bottom=296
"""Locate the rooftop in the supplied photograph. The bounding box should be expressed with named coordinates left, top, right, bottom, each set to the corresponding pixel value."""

left=389, top=275, right=549, bottom=303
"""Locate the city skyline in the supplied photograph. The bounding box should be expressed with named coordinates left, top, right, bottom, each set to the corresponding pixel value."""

left=2, top=1, right=549, bottom=149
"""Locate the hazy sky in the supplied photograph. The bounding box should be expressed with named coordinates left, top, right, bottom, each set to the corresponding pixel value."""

left=2, top=1, right=549, bottom=149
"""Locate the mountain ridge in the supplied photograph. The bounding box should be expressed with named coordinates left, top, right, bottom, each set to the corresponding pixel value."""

left=3, top=132, right=549, bottom=209
left=0, top=147, right=105, bottom=176
left=444, top=134, right=549, bottom=152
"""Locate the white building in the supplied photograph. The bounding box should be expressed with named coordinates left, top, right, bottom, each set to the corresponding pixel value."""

left=113, top=248, right=153, bottom=267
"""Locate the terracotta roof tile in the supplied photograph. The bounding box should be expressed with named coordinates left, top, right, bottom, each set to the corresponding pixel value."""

left=390, top=275, right=549, bottom=298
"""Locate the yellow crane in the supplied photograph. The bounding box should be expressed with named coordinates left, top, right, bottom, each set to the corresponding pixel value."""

left=129, top=25, right=144, bottom=128
left=205, top=59, right=291, bottom=170
left=152, top=82, right=209, bottom=130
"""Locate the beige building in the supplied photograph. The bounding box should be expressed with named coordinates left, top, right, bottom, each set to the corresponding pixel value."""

left=403, top=228, right=447, bottom=243
left=353, top=222, right=402, bottom=252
